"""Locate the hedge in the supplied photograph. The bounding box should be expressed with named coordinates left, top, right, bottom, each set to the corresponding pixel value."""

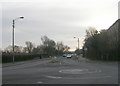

left=2, top=53, right=49, bottom=63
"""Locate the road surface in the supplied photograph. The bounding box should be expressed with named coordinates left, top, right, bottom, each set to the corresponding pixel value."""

left=2, top=56, right=118, bottom=84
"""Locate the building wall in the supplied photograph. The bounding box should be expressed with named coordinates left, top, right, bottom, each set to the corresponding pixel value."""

left=107, top=19, right=119, bottom=50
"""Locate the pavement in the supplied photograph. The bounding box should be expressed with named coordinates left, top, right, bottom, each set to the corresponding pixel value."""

left=3, top=58, right=50, bottom=67
left=2, top=56, right=118, bottom=84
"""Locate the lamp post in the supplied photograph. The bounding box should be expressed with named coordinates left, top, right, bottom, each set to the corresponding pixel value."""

left=12, top=16, right=24, bottom=63
left=74, top=37, right=79, bottom=50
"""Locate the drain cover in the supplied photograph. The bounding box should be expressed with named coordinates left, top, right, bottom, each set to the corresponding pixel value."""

left=59, top=69, right=101, bottom=74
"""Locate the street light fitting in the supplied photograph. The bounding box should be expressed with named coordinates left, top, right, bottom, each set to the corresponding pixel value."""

left=14, top=16, right=24, bottom=21
left=19, top=16, right=24, bottom=19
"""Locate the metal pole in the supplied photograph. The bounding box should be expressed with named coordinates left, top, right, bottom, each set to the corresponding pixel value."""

left=12, top=17, right=24, bottom=63
left=12, top=20, right=15, bottom=63
left=78, top=38, right=79, bottom=49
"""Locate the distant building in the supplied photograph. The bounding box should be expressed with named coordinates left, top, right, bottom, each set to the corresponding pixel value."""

left=107, top=19, right=119, bottom=50
left=107, top=19, right=119, bottom=60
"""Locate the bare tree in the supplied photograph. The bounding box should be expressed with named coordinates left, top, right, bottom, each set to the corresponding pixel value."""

left=85, top=27, right=98, bottom=38
left=25, top=41, right=34, bottom=53
left=63, top=45, right=70, bottom=53
left=41, top=36, right=56, bottom=56
left=4, top=45, right=13, bottom=53
left=56, top=42, right=64, bottom=51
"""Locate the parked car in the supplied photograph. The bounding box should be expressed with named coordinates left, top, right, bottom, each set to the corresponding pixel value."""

left=63, top=54, right=67, bottom=57
left=66, top=54, right=72, bottom=58
left=71, top=53, right=77, bottom=57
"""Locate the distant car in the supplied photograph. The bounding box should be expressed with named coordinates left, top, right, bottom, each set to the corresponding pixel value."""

left=66, top=54, right=72, bottom=58
left=72, top=53, right=77, bottom=57
left=63, top=54, right=67, bottom=57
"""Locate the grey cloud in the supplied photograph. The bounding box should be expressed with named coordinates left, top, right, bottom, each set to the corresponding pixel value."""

left=2, top=1, right=118, bottom=50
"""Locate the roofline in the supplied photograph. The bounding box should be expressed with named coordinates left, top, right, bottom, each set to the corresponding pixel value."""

left=107, top=19, right=120, bottom=30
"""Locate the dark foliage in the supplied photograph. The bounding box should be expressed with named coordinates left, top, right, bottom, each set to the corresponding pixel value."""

left=83, top=28, right=118, bottom=61
left=2, top=53, right=48, bottom=63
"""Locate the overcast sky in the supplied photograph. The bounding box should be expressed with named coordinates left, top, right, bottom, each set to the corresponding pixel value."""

left=1, top=0, right=119, bottom=51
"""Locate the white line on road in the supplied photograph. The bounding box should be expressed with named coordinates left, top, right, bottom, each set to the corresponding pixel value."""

left=65, top=76, right=112, bottom=79
left=37, top=81, right=43, bottom=84
left=45, top=75, right=112, bottom=80
left=59, top=69, right=101, bottom=74
left=46, top=75, right=62, bottom=79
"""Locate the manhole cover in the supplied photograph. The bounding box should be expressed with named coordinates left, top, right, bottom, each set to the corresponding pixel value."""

left=59, top=69, right=101, bottom=74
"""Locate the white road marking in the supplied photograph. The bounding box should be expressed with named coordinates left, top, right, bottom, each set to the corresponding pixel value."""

left=37, top=81, right=43, bottom=84
left=46, top=75, right=62, bottom=79
left=65, top=76, right=112, bottom=79
left=45, top=75, right=112, bottom=80
left=59, top=69, right=101, bottom=74
left=87, top=70, right=102, bottom=74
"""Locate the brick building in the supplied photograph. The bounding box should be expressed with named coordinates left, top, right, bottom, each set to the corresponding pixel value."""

left=107, top=19, right=119, bottom=60
left=107, top=19, right=119, bottom=50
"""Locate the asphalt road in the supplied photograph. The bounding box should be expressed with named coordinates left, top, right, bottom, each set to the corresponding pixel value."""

left=2, top=56, right=118, bottom=84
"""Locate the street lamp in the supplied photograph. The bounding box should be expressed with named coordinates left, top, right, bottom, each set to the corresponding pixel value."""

left=12, top=16, right=24, bottom=63
left=74, top=37, right=79, bottom=50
